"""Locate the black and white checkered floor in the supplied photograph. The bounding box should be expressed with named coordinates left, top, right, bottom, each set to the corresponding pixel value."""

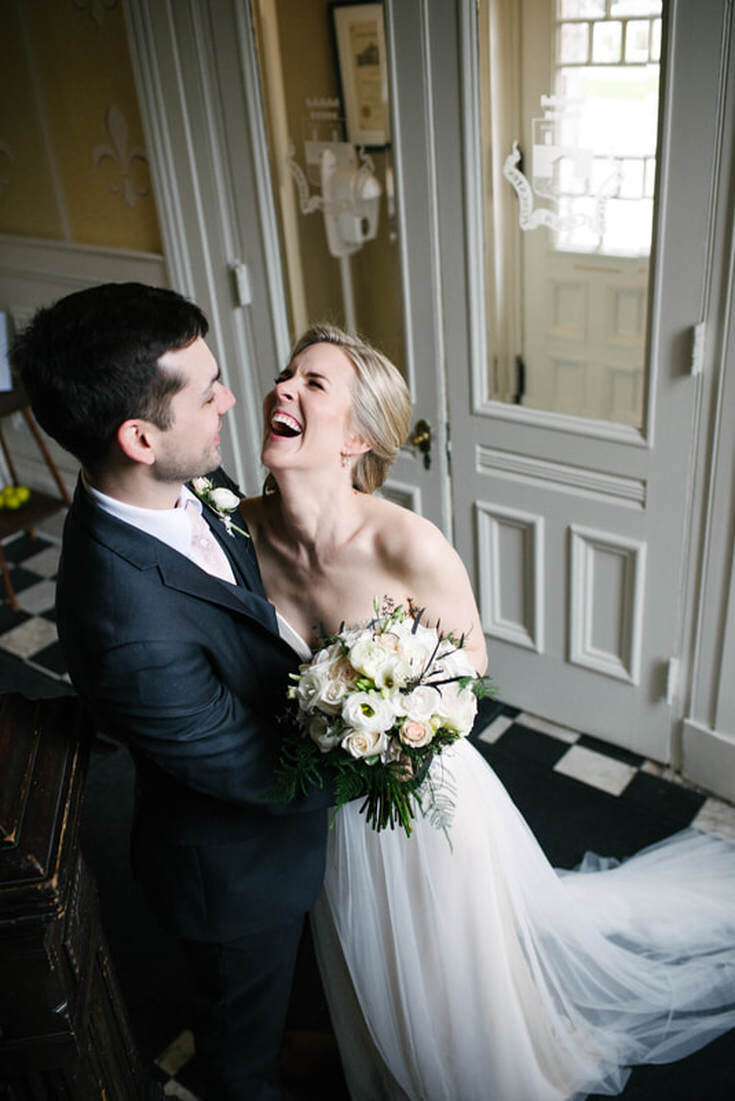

left=2, top=530, right=735, bottom=1099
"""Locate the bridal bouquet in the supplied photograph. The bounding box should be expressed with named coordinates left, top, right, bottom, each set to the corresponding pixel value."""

left=273, top=600, right=494, bottom=837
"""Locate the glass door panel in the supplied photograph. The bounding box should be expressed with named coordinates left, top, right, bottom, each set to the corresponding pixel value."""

left=478, top=0, right=662, bottom=427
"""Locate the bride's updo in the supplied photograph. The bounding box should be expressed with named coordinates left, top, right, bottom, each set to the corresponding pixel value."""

left=284, top=324, right=412, bottom=494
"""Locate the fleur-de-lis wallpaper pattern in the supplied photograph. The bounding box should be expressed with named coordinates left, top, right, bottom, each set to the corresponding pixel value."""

left=0, top=0, right=161, bottom=251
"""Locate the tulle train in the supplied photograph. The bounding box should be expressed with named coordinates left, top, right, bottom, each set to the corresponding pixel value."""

left=311, top=738, right=735, bottom=1101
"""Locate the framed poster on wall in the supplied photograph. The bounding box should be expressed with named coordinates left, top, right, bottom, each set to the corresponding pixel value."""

left=331, top=3, right=391, bottom=147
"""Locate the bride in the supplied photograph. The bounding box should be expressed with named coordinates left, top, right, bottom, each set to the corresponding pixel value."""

left=240, top=324, right=735, bottom=1101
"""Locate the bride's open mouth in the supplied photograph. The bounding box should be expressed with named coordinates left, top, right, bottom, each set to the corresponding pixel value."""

left=270, top=410, right=303, bottom=438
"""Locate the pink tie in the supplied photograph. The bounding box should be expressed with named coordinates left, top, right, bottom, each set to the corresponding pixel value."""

left=184, top=500, right=236, bottom=584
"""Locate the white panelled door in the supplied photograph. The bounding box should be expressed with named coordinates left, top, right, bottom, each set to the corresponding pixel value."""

left=432, top=0, right=729, bottom=761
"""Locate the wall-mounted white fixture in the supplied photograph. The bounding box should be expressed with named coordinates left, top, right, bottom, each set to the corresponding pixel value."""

left=288, top=140, right=381, bottom=331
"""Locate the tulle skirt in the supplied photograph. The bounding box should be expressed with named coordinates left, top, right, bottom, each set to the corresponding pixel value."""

left=311, top=738, right=735, bottom=1101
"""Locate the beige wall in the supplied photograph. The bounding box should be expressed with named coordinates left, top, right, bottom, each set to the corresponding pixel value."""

left=0, top=0, right=161, bottom=253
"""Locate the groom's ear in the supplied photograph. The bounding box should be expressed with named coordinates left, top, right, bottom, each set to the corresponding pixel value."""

left=116, top=419, right=157, bottom=466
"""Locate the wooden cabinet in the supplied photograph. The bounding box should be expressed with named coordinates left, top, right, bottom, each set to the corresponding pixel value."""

left=0, top=694, right=161, bottom=1099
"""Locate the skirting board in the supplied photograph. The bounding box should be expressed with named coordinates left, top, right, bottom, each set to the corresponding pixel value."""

left=682, top=719, right=735, bottom=804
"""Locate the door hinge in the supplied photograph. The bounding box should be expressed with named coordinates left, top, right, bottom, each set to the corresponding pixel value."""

left=230, top=261, right=252, bottom=307
left=690, top=322, right=705, bottom=376
left=445, top=421, right=452, bottom=476
left=665, top=657, right=680, bottom=706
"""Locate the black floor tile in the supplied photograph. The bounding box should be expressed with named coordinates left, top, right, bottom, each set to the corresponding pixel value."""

left=622, top=769, right=707, bottom=832
left=0, top=603, right=30, bottom=634
left=0, top=649, right=74, bottom=699
left=5, top=565, right=45, bottom=596
left=31, top=639, right=68, bottom=676
left=578, top=732, right=646, bottom=768
left=495, top=720, right=571, bottom=769
left=1, top=533, right=52, bottom=563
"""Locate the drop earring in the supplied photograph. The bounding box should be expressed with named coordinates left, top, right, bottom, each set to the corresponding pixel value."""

left=340, top=451, right=351, bottom=469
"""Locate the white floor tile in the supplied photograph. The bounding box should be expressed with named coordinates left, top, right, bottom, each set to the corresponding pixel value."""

left=21, top=545, right=62, bottom=577
left=16, top=579, right=56, bottom=615
left=478, top=714, right=515, bottom=744
left=0, top=616, right=58, bottom=659
left=163, top=1082, right=201, bottom=1100
left=515, top=712, right=580, bottom=744
left=156, top=1030, right=195, bottom=1077
left=553, top=744, right=636, bottom=796
left=692, top=797, right=735, bottom=840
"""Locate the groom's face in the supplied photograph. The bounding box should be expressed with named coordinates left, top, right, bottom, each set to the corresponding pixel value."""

left=151, top=337, right=235, bottom=482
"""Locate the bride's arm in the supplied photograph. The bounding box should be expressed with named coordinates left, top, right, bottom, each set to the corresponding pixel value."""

left=380, top=507, right=488, bottom=675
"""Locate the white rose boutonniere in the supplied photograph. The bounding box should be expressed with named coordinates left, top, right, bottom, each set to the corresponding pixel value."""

left=191, top=476, right=249, bottom=538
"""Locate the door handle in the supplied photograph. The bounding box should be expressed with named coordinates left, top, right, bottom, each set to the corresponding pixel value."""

left=410, top=418, right=432, bottom=470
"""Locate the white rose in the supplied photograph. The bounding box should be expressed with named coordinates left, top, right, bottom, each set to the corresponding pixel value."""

left=315, top=674, right=351, bottom=715
left=208, top=486, right=240, bottom=512
left=191, top=476, right=211, bottom=494
left=401, top=684, right=441, bottom=722
left=308, top=713, right=342, bottom=753
left=341, top=691, right=396, bottom=734
left=348, top=637, right=389, bottom=681
left=295, top=665, right=331, bottom=713
left=313, top=642, right=344, bottom=666
left=434, top=681, right=477, bottom=737
left=341, top=727, right=389, bottom=759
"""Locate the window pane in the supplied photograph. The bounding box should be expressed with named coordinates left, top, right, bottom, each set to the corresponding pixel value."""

left=559, top=21, right=589, bottom=64
left=592, top=20, right=622, bottom=63
left=560, top=0, right=605, bottom=17
left=625, top=20, right=651, bottom=63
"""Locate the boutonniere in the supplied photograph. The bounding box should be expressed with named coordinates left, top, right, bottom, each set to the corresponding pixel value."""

left=191, top=476, right=249, bottom=538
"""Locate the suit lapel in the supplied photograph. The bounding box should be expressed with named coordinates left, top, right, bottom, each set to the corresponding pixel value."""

left=70, top=478, right=281, bottom=640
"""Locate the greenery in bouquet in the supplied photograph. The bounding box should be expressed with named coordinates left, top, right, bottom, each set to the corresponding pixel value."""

left=272, top=598, right=494, bottom=837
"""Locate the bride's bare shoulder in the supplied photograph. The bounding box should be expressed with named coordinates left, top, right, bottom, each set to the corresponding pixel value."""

left=364, top=495, right=449, bottom=571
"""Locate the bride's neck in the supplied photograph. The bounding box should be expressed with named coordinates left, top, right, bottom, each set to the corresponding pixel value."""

left=266, top=472, right=363, bottom=558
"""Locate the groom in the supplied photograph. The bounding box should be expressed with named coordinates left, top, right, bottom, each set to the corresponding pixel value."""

left=11, top=282, right=332, bottom=1101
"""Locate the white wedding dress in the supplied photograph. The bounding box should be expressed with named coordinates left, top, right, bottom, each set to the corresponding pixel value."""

left=278, top=616, right=735, bottom=1101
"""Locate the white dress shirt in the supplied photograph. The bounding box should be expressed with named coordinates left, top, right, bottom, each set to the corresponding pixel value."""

left=84, top=476, right=216, bottom=568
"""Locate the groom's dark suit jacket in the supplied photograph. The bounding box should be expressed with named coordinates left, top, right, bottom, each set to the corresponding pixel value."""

left=56, top=471, right=330, bottom=942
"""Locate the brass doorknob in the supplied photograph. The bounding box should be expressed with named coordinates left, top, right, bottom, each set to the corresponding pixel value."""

left=409, top=418, right=432, bottom=469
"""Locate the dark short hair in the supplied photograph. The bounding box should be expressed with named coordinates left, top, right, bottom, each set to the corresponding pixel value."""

left=11, top=282, right=209, bottom=472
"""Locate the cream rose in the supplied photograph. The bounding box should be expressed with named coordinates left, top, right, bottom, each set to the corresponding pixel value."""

left=341, top=727, right=389, bottom=759
left=399, top=719, right=434, bottom=748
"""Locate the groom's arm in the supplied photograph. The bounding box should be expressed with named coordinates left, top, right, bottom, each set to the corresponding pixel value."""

left=91, top=637, right=331, bottom=814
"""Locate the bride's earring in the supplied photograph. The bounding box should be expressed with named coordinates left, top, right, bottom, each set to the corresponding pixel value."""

left=340, top=451, right=351, bottom=469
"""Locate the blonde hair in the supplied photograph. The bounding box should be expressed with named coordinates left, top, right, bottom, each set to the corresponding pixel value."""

left=266, top=324, right=412, bottom=494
